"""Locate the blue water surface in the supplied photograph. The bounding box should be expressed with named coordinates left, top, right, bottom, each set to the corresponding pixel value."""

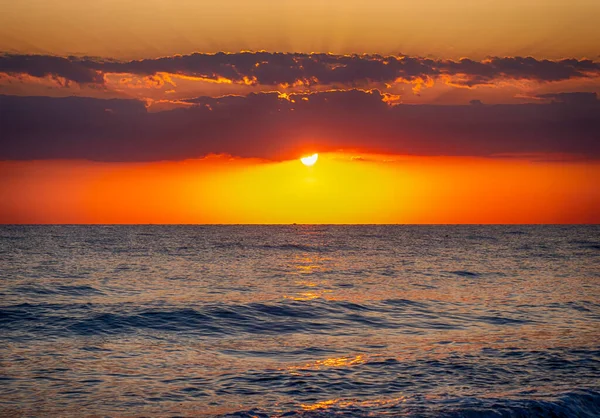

left=1, top=225, right=599, bottom=417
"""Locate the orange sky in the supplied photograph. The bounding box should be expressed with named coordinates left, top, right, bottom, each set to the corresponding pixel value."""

left=1, top=153, right=598, bottom=224
left=1, top=1, right=598, bottom=224
left=2, top=0, right=599, bottom=59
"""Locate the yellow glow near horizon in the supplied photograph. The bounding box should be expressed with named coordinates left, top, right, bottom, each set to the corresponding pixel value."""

left=301, top=154, right=319, bottom=167
left=0, top=153, right=598, bottom=224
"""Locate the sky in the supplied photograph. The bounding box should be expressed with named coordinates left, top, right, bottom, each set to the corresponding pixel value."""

left=0, top=0, right=599, bottom=223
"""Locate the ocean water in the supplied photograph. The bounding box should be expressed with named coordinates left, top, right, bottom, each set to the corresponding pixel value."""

left=1, top=225, right=599, bottom=417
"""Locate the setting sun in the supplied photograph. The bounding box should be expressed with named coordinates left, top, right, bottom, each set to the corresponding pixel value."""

left=301, top=153, right=319, bottom=166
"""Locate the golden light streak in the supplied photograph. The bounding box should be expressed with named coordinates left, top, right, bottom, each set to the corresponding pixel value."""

left=301, top=395, right=407, bottom=411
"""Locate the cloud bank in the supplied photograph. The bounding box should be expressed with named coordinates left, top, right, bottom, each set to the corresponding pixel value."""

left=1, top=90, right=598, bottom=162
left=2, top=52, right=599, bottom=89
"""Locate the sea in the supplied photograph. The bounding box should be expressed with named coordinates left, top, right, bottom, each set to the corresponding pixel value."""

left=1, top=225, right=599, bottom=417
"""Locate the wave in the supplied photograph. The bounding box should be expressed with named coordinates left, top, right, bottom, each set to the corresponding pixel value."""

left=0, top=298, right=542, bottom=339
left=213, top=242, right=355, bottom=253
left=220, top=390, right=600, bottom=417
left=448, top=270, right=481, bottom=278
left=13, top=284, right=103, bottom=296
left=258, top=243, right=338, bottom=253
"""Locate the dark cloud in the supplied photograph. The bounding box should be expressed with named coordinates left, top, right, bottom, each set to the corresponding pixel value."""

left=536, top=91, right=598, bottom=105
left=1, top=90, right=598, bottom=161
left=0, top=54, right=104, bottom=84
left=1, top=52, right=599, bottom=88
left=439, top=57, right=600, bottom=86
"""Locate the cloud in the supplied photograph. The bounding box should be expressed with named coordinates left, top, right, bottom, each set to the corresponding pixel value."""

left=1, top=89, right=598, bottom=162
left=438, top=57, right=600, bottom=86
left=0, top=54, right=104, bottom=85
left=1, top=52, right=599, bottom=90
left=536, top=91, right=598, bottom=105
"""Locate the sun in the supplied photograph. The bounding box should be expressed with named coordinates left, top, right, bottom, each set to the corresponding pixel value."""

left=300, top=153, right=319, bottom=166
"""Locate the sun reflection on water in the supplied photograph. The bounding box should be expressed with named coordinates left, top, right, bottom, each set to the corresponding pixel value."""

left=311, top=354, right=364, bottom=369
left=301, top=395, right=408, bottom=411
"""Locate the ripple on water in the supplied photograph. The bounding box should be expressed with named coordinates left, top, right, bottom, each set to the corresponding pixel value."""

left=0, top=225, right=599, bottom=417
